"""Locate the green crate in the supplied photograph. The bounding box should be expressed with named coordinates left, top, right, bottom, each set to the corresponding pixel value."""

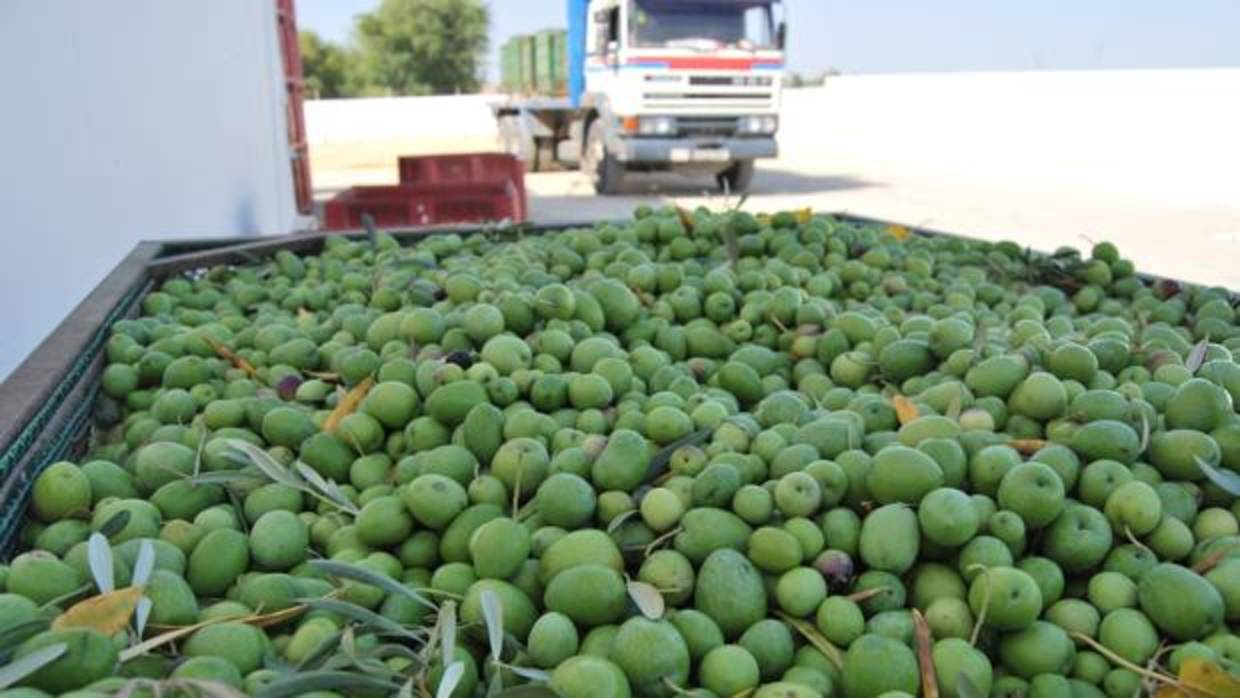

left=500, top=39, right=521, bottom=91
left=534, top=29, right=567, bottom=95
left=518, top=35, right=538, bottom=93
left=554, top=31, right=568, bottom=89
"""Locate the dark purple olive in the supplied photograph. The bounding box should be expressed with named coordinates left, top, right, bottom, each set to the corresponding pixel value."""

left=275, top=375, right=303, bottom=401
left=1154, top=278, right=1182, bottom=299
left=445, top=351, right=475, bottom=368
left=813, top=549, right=855, bottom=591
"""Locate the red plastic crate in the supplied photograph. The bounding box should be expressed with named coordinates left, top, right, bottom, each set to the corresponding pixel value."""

left=322, top=182, right=526, bottom=231
left=397, top=153, right=524, bottom=188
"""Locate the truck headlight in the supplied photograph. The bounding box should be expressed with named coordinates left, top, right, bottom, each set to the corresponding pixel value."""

left=738, top=115, right=779, bottom=134
left=638, top=116, right=676, bottom=136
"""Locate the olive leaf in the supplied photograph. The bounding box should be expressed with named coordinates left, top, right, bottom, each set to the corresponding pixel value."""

left=86, top=533, right=114, bottom=593
left=642, top=428, right=713, bottom=485
left=295, top=598, right=421, bottom=641
left=956, top=673, right=986, bottom=698
left=1185, top=336, right=1210, bottom=374
left=254, top=670, right=402, bottom=698
left=307, top=560, right=436, bottom=610
left=97, top=509, right=131, bottom=539
left=626, top=580, right=665, bottom=620
left=294, top=630, right=345, bottom=671
left=132, top=540, right=156, bottom=586
left=721, top=221, right=740, bottom=268
left=502, top=668, right=554, bottom=684
left=971, top=321, right=988, bottom=357
left=481, top=590, right=504, bottom=661
left=1139, top=412, right=1151, bottom=454
left=293, top=461, right=357, bottom=513
left=440, top=601, right=457, bottom=665
left=1195, top=456, right=1240, bottom=496
left=487, top=670, right=504, bottom=697
left=184, top=471, right=266, bottom=487
left=775, top=611, right=843, bottom=669
left=605, top=509, right=639, bottom=535
left=435, top=661, right=466, bottom=698
left=134, top=598, right=153, bottom=637
left=226, top=440, right=360, bottom=515
left=0, top=618, right=50, bottom=655
left=225, top=440, right=301, bottom=487
left=0, top=643, right=67, bottom=690
left=945, top=390, right=964, bottom=421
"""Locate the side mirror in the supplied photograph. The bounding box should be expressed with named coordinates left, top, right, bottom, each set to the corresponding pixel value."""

left=607, top=39, right=620, bottom=54
left=776, top=22, right=787, bottom=50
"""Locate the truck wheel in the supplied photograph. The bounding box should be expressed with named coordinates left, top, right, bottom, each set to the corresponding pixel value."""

left=583, top=120, right=624, bottom=194
left=717, top=160, right=755, bottom=194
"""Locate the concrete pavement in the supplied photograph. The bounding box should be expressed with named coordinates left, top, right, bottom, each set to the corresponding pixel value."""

left=307, top=69, right=1240, bottom=288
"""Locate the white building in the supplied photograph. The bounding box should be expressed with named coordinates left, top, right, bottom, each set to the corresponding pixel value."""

left=0, top=0, right=305, bottom=378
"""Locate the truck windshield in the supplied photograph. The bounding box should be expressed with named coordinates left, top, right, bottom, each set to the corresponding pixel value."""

left=630, top=0, right=777, bottom=50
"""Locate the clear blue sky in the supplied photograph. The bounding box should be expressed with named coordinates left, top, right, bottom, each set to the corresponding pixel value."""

left=297, top=0, right=1239, bottom=77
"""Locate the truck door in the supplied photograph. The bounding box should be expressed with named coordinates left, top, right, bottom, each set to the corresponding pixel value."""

left=587, top=2, right=623, bottom=86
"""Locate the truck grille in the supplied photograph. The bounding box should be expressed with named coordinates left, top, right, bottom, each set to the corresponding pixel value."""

left=644, top=92, right=772, bottom=101
left=689, top=75, right=774, bottom=87
left=676, top=117, right=738, bottom=138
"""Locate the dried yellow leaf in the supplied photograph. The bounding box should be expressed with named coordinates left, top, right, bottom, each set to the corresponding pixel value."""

left=203, top=335, right=257, bottom=378
left=674, top=206, right=695, bottom=232
left=324, top=376, right=374, bottom=434
left=891, top=395, right=920, bottom=426
left=1179, top=657, right=1240, bottom=698
left=887, top=224, right=912, bottom=241
left=53, top=586, right=144, bottom=635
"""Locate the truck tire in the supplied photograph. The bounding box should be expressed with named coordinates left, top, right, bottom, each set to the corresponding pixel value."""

left=583, top=120, right=624, bottom=195
left=717, top=159, right=755, bottom=194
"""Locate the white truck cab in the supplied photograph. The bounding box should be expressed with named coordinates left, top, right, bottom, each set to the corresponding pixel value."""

left=496, top=0, right=786, bottom=194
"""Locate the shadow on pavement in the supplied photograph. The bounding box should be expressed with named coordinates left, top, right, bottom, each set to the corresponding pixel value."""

left=604, top=167, right=876, bottom=196
left=527, top=167, right=877, bottom=223
left=752, top=169, right=876, bottom=195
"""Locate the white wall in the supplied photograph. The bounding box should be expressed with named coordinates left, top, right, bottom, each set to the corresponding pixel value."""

left=306, top=94, right=503, bottom=146
left=779, top=69, right=1240, bottom=209
left=0, top=1, right=299, bottom=379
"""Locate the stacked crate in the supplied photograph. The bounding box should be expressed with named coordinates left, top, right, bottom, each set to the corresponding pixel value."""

left=500, top=39, right=521, bottom=92
left=534, top=29, right=567, bottom=94
left=500, top=30, right=567, bottom=95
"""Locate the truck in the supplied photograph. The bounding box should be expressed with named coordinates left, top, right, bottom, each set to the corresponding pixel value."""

left=495, top=0, right=786, bottom=194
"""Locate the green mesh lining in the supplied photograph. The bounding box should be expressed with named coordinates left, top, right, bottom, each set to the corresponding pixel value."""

left=0, top=280, right=150, bottom=553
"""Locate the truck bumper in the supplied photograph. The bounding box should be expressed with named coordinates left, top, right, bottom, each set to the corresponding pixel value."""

left=613, top=136, right=778, bottom=164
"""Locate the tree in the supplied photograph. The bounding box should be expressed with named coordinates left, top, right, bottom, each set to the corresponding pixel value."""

left=353, top=0, right=489, bottom=96
left=299, top=30, right=358, bottom=99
